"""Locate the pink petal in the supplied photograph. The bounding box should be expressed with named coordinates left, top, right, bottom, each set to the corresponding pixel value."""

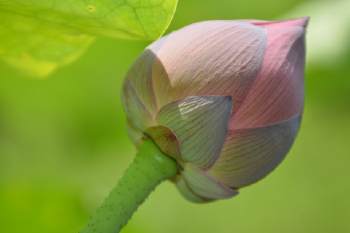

left=251, top=17, right=309, bottom=28
left=231, top=19, right=307, bottom=129
left=148, top=21, right=267, bottom=111
left=209, top=115, right=301, bottom=188
left=156, top=96, right=232, bottom=168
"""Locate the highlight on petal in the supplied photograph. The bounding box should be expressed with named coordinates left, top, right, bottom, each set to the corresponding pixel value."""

left=156, top=96, right=232, bottom=168
left=176, top=164, right=238, bottom=202
left=232, top=19, right=306, bottom=129
left=209, top=115, right=301, bottom=188
left=148, top=21, right=267, bottom=110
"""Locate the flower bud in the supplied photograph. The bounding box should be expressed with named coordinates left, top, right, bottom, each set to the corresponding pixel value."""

left=122, top=18, right=308, bottom=202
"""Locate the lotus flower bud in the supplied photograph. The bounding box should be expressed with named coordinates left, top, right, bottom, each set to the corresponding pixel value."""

left=122, top=18, right=308, bottom=202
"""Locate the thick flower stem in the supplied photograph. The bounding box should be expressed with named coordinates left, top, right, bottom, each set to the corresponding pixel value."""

left=80, top=139, right=178, bottom=233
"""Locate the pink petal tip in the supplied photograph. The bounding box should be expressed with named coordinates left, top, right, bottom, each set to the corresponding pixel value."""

left=253, top=17, right=310, bottom=28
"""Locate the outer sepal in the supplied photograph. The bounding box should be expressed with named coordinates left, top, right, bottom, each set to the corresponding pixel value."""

left=176, top=164, right=238, bottom=202
left=155, top=96, right=233, bottom=168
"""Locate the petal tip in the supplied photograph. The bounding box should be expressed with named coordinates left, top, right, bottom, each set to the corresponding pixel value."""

left=288, top=16, right=310, bottom=28
left=253, top=17, right=310, bottom=29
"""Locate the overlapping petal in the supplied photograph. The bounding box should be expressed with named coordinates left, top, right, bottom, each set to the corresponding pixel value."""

left=122, top=50, right=171, bottom=144
left=176, top=164, right=238, bottom=202
left=209, top=115, right=301, bottom=188
left=231, top=18, right=308, bottom=129
left=122, top=80, right=154, bottom=145
left=176, top=176, right=208, bottom=203
left=123, top=50, right=165, bottom=114
left=156, top=96, right=232, bottom=168
left=148, top=21, right=267, bottom=110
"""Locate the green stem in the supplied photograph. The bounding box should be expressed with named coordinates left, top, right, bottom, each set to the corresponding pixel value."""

left=80, top=139, right=178, bottom=233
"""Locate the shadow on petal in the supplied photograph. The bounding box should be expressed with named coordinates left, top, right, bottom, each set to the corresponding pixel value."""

left=210, top=115, right=301, bottom=188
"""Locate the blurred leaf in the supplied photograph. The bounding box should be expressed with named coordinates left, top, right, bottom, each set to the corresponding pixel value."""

left=0, top=0, right=178, bottom=77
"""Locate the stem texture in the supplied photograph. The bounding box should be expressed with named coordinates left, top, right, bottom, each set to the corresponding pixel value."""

left=81, top=139, right=177, bottom=233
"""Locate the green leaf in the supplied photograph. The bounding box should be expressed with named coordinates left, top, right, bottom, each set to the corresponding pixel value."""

left=0, top=0, right=178, bottom=77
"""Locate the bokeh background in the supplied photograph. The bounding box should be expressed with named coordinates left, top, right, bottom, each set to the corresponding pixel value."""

left=1, top=0, right=349, bottom=233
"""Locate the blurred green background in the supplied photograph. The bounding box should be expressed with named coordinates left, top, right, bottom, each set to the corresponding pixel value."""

left=1, top=0, right=349, bottom=233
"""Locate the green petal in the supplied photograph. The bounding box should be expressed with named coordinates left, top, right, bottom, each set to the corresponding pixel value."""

left=123, top=50, right=169, bottom=114
left=122, top=80, right=155, bottom=144
left=179, top=164, right=238, bottom=201
left=176, top=176, right=209, bottom=203
left=145, top=125, right=181, bottom=161
left=156, top=96, right=232, bottom=168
